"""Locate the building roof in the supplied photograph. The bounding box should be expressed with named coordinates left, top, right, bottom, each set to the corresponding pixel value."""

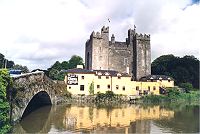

left=64, top=68, right=131, bottom=77
left=63, top=68, right=95, bottom=74
left=139, top=75, right=174, bottom=81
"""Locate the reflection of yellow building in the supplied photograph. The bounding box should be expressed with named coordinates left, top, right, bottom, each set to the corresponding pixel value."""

left=63, top=105, right=174, bottom=132
left=64, top=66, right=174, bottom=96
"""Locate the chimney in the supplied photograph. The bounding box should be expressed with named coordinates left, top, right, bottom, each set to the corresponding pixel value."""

left=111, top=34, right=115, bottom=44
left=77, top=65, right=83, bottom=69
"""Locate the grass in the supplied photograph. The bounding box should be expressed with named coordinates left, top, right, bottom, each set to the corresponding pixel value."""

left=141, top=88, right=200, bottom=104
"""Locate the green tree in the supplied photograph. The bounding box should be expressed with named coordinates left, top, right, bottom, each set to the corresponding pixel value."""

left=0, top=53, right=14, bottom=69
left=89, top=81, right=94, bottom=95
left=68, top=55, right=84, bottom=69
left=0, top=69, right=13, bottom=133
left=152, top=55, right=199, bottom=88
left=48, top=55, right=84, bottom=80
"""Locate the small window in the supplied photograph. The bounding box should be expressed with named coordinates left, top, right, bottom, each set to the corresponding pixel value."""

left=80, top=85, right=84, bottom=91
left=116, top=85, right=119, bottom=90
left=122, top=86, right=125, bottom=91
left=153, top=86, right=156, bottom=90
left=107, top=84, right=110, bottom=89
left=97, top=85, right=100, bottom=89
left=98, top=76, right=101, bottom=79
left=69, top=86, right=71, bottom=89
left=148, top=86, right=150, bottom=91
left=136, top=86, right=139, bottom=91
left=168, top=80, right=171, bottom=82
left=81, top=76, right=84, bottom=79
left=106, top=76, right=109, bottom=79
left=118, top=76, right=121, bottom=79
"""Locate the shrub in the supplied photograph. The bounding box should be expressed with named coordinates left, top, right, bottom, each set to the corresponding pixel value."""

left=0, top=69, right=12, bottom=133
left=179, top=82, right=193, bottom=92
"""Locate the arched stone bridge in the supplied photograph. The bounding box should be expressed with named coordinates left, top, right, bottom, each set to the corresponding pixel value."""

left=11, top=71, right=64, bottom=122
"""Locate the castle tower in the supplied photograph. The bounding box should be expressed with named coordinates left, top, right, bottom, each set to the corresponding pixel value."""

left=85, top=25, right=151, bottom=80
left=133, top=32, right=151, bottom=80
left=85, top=26, right=109, bottom=70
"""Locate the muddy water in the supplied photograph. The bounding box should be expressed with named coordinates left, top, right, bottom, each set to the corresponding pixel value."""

left=12, top=103, right=199, bottom=133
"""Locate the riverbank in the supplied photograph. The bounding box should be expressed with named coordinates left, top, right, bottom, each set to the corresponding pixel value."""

left=139, top=89, right=200, bottom=105
left=57, top=89, right=200, bottom=106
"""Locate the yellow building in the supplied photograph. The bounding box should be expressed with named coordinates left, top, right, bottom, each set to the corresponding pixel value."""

left=64, top=66, right=174, bottom=96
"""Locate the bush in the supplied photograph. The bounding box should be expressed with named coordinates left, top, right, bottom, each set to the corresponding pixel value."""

left=179, top=82, right=193, bottom=92
left=0, top=69, right=12, bottom=133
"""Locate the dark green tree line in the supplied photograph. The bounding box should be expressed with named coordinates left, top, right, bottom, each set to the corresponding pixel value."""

left=151, top=54, right=199, bottom=89
left=0, top=53, right=29, bottom=73
left=48, top=55, right=84, bottom=80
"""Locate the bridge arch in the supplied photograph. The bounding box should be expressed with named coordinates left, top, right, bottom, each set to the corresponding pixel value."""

left=22, top=91, right=52, bottom=118
left=11, top=71, right=58, bottom=122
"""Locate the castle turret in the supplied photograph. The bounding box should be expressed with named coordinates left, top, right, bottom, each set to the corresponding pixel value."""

left=133, top=32, right=151, bottom=80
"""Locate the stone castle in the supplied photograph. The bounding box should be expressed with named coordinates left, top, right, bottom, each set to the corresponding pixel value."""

left=85, top=26, right=151, bottom=80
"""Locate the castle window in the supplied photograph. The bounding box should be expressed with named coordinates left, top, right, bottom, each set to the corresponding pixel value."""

left=80, top=85, right=84, bottom=91
left=118, top=76, right=121, bottom=79
left=124, top=58, right=128, bottom=65
left=168, top=78, right=171, bottom=82
left=107, top=84, right=110, bottom=89
left=69, top=86, right=71, bottom=89
left=106, top=76, right=109, bottom=79
left=136, top=86, right=139, bottom=91
left=97, top=85, right=100, bottom=89
left=98, top=76, right=101, bottom=79
left=116, top=85, right=119, bottom=90
left=153, top=86, right=156, bottom=90
left=122, top=86, right=125, bottom=91
left=81, top=76, right=84, bottom=79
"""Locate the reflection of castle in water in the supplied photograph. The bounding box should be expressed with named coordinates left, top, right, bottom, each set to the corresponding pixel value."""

left=63, top=105, right=174, bottom=133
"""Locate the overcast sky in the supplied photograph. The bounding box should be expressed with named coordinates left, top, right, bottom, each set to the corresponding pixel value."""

left=0, top=0, right=199, bottom=70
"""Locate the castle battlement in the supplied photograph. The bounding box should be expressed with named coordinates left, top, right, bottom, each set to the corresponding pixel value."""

left=90, top=31, right=103, bottom=39
left=135, top=33, right=150, bottom=41
left=90, top=26, right=109, bottom=39
left=101, top=26, right=109, bottom=33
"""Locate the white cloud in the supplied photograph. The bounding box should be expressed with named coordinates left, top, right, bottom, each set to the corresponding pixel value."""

left=0, top=0, right=199, bottom=70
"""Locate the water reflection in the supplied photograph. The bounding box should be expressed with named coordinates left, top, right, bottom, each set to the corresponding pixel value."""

left=12, top=104, right=199, bottom=134
left=62, top=105, right=174, bottom=133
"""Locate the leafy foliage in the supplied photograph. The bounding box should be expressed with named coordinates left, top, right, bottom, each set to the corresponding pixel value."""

left=95, top=91, right=117, bottom=102
left=179, top=82, right=194, bottom=91
left=48, top=55, right=84, bottom=80
left=89, top=81, right=94, bottom=95
left=0, top=53, right=14, bottom=69
left=142, top=87, right=200, bottom=104
left=152, top=55, right=199, bottom=88
left=0, top=69, right=13, bottom=133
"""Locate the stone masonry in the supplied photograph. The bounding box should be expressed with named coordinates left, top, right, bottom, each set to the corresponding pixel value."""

left=85, top=26, right=151, bottom=80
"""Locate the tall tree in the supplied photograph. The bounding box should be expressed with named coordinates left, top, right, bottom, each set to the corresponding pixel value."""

left=48, top=55, right=84, bottom=80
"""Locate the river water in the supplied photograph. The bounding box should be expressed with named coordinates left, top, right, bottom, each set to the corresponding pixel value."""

left=12, top=103, right=199, bottom=133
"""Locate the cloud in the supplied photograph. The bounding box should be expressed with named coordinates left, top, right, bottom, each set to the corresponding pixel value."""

left=0, top=0, right=199, bottom=70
